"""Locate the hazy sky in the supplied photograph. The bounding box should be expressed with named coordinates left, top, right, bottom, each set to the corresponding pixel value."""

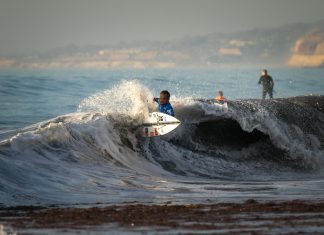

left=1, top=0, right=324, bottom=56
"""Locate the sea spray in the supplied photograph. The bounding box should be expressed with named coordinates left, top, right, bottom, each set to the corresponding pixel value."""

left=0, top=81, right=323, bottom=206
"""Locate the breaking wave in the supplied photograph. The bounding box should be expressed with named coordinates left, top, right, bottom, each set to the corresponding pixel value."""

left=0, top=80, right=323, bottom=206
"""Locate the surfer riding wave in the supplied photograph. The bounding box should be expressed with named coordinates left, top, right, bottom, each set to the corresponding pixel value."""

left=0, top=80, right=323, bottom=206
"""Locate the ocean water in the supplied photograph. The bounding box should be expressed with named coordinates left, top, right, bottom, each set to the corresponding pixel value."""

left=0, top=68, right=323, bottom=206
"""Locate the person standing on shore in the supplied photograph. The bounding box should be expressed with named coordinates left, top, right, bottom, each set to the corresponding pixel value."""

left=258, top=69, right=274, bottom=99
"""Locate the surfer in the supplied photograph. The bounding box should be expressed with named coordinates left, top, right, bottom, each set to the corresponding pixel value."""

left=215, top=91, right=226, bottom=104
left=258, top=69, right=274, bottom=99
left=153, top=90, right=175, bottom=116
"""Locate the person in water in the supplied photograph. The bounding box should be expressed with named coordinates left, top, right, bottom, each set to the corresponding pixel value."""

left=215, top=90, right=226, bottom=104
left=258, top=69, right=274, bottom=99
left=153, top=90, right=175, bottom=116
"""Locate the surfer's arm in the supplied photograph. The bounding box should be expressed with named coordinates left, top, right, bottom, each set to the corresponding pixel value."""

left=153, top=98, right=160, bottom=103
left=258, top=77, right=262, bottom=84
left=270, top=76, right=274, bottom=88
left=166, top=109, right=174, bottom=116
left=166, top=105, right=175, bottom=116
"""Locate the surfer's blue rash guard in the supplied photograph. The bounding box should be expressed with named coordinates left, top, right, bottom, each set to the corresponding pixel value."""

left=155, top=98, right=175, bottom=116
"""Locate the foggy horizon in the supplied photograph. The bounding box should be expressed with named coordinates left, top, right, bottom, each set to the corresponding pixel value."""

left=1, top=0, right=324, bottom=56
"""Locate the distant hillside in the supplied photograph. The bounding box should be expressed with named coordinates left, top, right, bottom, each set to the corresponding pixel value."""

left=288, top=20, right=324, bottom=67
left=0, top=20, right=323, bottom=69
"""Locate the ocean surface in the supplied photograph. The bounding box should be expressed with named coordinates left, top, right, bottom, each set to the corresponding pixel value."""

left=0, top=68, right=323, bottom=207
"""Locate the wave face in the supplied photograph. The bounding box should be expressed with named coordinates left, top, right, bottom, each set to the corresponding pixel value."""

left=0, top=81, right=324, bottom=206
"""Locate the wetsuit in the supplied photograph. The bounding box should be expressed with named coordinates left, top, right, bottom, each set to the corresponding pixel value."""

left=258, top=75, right=274, bottom=99
left=153, top=98, right=175, bottom=116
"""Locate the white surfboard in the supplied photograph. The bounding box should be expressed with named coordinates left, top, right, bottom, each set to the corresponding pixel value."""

left=213, top=100, right=228, bottom=110
left=141, top=112, right=181, bottom=137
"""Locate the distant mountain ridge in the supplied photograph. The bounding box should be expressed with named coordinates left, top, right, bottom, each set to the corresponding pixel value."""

left=0, top=19, right=323, bottom=69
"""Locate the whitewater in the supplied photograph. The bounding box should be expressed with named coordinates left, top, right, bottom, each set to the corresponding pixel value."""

left=0, top=69, right=323, bottom=207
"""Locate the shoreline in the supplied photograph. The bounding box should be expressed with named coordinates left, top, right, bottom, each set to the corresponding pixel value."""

left=1, top=199, right=324, bottom=234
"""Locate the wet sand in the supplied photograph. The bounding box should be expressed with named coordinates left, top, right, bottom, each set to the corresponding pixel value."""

left=1, top=199, right=324, bottom=234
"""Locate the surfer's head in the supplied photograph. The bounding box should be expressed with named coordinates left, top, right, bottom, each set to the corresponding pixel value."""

left=159, top=90, right=171, bottom=105
left=262, top=69, right=268, bottom=76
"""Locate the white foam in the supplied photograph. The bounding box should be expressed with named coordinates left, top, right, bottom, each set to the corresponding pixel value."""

left=78, top=80, right=154, bottom=120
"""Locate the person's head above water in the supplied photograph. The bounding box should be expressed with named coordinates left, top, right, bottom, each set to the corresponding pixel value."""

left=262, top=69, right=268, bottom=76
left=215, top=90, right=226, bottom=101
left=159, top=90, right=171, bottom=105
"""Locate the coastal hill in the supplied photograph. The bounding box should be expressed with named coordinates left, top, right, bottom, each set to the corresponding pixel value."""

left=288, top=20, right=324, bottom=67
left=0, top=19, right=323, bottom=69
